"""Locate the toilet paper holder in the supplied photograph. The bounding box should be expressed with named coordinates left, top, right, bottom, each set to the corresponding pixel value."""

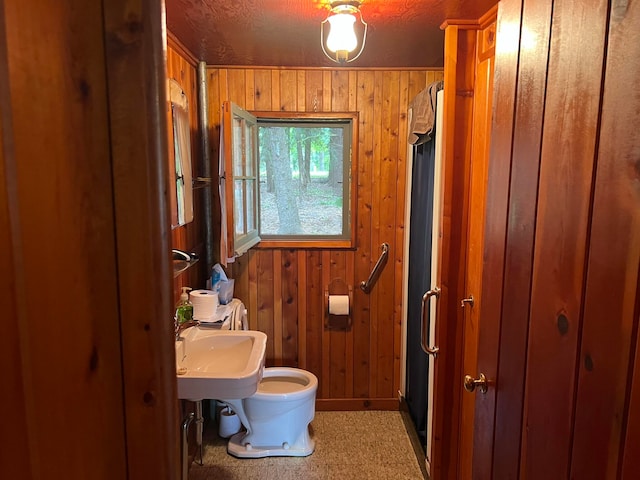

left=324, top=278, right=353, bottom=330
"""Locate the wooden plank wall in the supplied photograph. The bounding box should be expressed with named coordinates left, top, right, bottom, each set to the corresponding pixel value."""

left=207, top=67, right=443, bottom=407
left=166, top=35, right=211, bottom=467
left=167, top=36, right=209, bottom=300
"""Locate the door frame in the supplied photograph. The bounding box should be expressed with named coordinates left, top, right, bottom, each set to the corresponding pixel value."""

left=430, top=6, right=498, bottom=479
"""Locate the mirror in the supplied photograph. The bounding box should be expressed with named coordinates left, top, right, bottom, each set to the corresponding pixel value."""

left=169, top=78, right=193, bottom=227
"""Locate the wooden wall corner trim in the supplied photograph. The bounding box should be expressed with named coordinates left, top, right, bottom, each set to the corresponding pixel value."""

left=441, top=4, right=498, bottom=31
left=478, top=4, right=499, bottom=28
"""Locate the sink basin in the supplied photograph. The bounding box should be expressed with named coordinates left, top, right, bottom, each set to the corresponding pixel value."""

left=175, top=327, right=267, bottom=401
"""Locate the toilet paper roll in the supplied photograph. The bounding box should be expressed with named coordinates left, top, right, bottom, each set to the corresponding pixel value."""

left=190, top=289, right=219, bottom=320
left=328, top=295, right=350, bottom=315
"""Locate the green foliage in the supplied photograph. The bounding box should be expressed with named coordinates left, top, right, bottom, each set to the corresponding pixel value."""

left=259, top=126, right=341, bottom=171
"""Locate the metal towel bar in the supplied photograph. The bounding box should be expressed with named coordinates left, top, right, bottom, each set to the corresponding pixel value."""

left=360, top=242, right=389, bottom=293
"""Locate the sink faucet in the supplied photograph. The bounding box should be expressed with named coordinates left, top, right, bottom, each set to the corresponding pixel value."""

left=175, top=319, right=199, bottom=341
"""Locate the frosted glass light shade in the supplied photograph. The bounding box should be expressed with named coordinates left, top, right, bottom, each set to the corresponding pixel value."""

left=326, top=13, right=357, bottom=53
left=320, top=2, right=367, bottom=64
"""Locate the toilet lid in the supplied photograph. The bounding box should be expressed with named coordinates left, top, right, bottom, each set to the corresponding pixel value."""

left=258, top=375, right=307, bottom=394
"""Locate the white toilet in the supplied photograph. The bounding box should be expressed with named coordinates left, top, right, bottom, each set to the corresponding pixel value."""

left=221, top=367, right=318, bottom=458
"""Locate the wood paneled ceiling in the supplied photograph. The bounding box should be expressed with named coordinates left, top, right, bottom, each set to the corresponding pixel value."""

left=165, top=0, right=497, bottom=68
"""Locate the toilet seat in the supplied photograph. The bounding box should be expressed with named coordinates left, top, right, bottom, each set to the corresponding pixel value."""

left=253, top=367, right=318, bottom=400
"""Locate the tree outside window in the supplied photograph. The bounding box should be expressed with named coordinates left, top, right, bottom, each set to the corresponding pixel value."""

left=256, top=116, right=355, bottom=245
left=223, top=103, right=357, bottom=257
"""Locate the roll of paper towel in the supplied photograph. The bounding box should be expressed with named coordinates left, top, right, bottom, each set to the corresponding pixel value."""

left=328, top=295, right=350, bottom=315
left=190, top=289, right=219, bottom=320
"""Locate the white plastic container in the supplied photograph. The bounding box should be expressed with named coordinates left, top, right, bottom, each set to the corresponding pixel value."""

left=218, top=406, right=242, bottom=438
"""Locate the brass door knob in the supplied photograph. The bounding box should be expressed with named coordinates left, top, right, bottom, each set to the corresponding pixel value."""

left=464, top=373, right=488, bottom=394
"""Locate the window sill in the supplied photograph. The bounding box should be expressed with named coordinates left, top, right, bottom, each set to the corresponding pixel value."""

left=255, top=240, right=355, bottom=250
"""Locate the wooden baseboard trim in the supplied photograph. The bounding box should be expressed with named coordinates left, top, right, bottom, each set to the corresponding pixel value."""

left=316, top=398, right=399, bottom=411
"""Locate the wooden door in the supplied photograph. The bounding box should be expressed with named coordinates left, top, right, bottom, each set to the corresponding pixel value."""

left=1, top=1, right=179, bottom=478
left=472, top=0, right=640, bottom=478
left=458, top=18, right=496, bottom=480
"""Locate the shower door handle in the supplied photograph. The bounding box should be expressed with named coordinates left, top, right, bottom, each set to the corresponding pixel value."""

left=420, top=287, right=441, bottom=356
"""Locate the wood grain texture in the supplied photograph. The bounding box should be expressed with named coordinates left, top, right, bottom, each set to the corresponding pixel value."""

left=472, top=0, right=522, bottom=477
left=207, top=66, right=443, bottom=404
left=0, top=8, right=31, bottom=476
left=354, top=70, right=375, bottom=399
left=281, top=249, right=299, bottom=365
left=1, top=1, right=127, bottom=478
left=624, top=318, right=640, bottom=480
left=458, top=17, right=496, bottom=480
left=394, top=71, right=410, bottom=398
left=256, top=249, right=275, bottom=362
left=322, top=250, right=332, bottom=397
left=167, top=35, right=208, bottom=471
left=491, top=1, right=551, bottom=478
left=273, top=249, right=283, bottom=365
left=472, top=0, right=640, bottom=477
left=368, top=70, right=383, bottom=399
left=2, top=1, right=178, bottom=478
left=614, top=7, right=640, bottom=479
left=570, top=0, right=640, bottom=476
left=168, top=39, right=208, bottom=302
left=432, top=23, right=476, bottom=480
left=297, top=250, right=308, bottom=369
left=104, top=1, right=180, bottom=477
left=328, top=251, right=345, bottom=397
left=521, top=0, right=608, bottom=475
left=431, top=28, right=460, bottom=480
left=307, top=250, right=325, bottom=395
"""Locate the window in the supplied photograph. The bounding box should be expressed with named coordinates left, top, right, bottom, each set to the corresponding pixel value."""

left=222, top=102, right=260, bottom=257
left=223, top=103, right=357, bottom=256
left=257, top=116, right=355, bottom=244
left=169, top=79, right=193, bottom=228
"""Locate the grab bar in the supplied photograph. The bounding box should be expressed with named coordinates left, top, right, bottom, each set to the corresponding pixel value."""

left=360, top=242, right=389, bottom=293
left=420, top=287, right=440, bottom=356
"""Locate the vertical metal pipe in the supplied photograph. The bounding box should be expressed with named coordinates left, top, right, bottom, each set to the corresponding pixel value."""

left=181, top=412, right=195, bottom=480
left=195, top=400, right=204, bottom=465
left=197, top=61, right=213, bottom=270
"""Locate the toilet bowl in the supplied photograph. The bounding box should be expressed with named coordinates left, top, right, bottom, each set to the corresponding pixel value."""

left=221, top=367, right=318, bottom=458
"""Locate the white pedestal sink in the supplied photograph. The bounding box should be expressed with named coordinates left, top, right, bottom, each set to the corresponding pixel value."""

left=175, top=327, right=267, bottom=401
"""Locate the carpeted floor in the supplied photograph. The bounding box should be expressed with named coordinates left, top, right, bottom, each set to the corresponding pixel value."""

left=188, top=410, right=426, bottom=480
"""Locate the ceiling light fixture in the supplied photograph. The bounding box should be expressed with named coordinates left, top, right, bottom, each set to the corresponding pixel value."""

left=321, top=1, right=367, bottom=64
